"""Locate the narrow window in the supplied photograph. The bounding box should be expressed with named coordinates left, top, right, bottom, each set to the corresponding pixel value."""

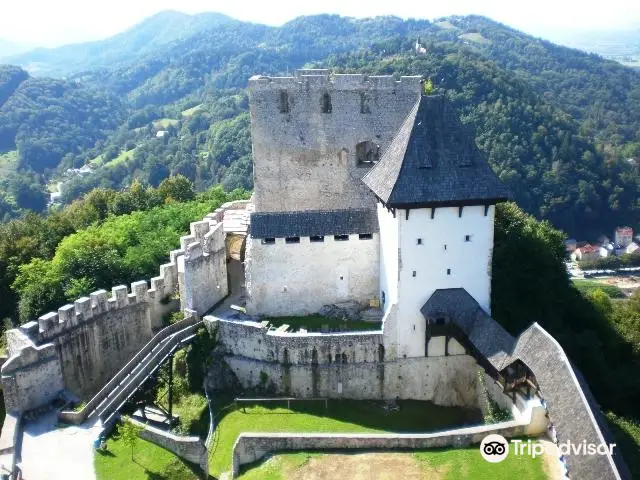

left=321, top=92, right=332, bottom=113
left=447, top=268, right=451, bottom=275
left=334, top=234, right=349, bottom=241
left=444, top=244, right=447, bottom=250
left=261, top=238, right=275, bottom=245
left=359, top=233, right=372, bottom=240
left=310, top=235, right=325, bottom=243
left=279, top=90, right=290, bottom=113
left=381, top=291, right=386, bottom=304
left=285, top=236, right=300, bottom=244
left=412, top=271, right=417, bottom=277
left=356, top=140, right=379, bottom=166
left=360, top=91, right=371, bottom=114
left=417, top=238, right=422, bottom=245
left=465, top=235, right=471, bottom=242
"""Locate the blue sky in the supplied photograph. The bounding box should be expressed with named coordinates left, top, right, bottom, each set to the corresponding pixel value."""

left=2, top=0, right=639, bottom=47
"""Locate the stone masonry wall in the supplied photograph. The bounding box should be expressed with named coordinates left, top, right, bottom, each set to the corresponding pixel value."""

left=249, top=71, right=422, bottom=213
left=245, top=233, right=379, bottom=316
left=1, top=202, right=246, bottom=414
left=206, top=317, right=495, bottom=407
left=232, top=420, right=547, bottom=477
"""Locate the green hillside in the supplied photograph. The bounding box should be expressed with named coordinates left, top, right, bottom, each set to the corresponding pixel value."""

left=0, top=13, right=638, bottom=238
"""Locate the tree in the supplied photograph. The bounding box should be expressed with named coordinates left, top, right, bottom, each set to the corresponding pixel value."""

left=157, top=175, right=195, bottom=203
left=118, top=418, right=144, bottom=461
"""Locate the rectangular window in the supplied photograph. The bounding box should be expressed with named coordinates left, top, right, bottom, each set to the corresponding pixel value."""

left=285, top=237, right=300, bottom=244
left=465, top=235, right=471, bottom=242
left=359, top=233, right=373, bottom=240
left=417, top=238, right=422, bottom=245
left=334, top=234, right=349, bottom=241
left=447, top=268, right=451, bottom=275
left=261, top=238, right=275, bottom=245
left=412, top=271, right=417, bottom=277
left=310, top=235, right=325, bottom=243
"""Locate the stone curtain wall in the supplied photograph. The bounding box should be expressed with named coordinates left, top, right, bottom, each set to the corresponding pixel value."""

left=248, top=71, right=422, bottom=213
left=206, top=317, right=486, bottom=406
left=245, top=233, right=379, bottom=316
left=231, top=419, right=548, bottom=477
left=1, top=202, right=246, bottom=414
left=131, top=418, right=209, bottom=477
left=181, top=221, right=228, bottom=314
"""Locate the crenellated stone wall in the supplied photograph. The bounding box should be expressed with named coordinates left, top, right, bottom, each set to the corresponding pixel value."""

left=1, top=201, right=248, bottom=414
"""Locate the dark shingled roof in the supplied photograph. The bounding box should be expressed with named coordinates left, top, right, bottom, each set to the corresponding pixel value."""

left=421, top=288, right=629, bottom=480
left=250, top=209, right=379, bottom=239
left=362, top=96, right=510, bottom=208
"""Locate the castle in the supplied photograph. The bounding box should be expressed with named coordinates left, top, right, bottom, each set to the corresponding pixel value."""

left=0, top=70, right=629, bottom=480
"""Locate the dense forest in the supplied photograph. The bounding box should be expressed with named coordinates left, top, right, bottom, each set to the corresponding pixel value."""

left=0, top=13, right=638, bottom=238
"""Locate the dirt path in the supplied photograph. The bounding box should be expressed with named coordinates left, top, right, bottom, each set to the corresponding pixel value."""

left=285, top=452, right=448, bottom=480
left=539, top=438, right=565, bottom=480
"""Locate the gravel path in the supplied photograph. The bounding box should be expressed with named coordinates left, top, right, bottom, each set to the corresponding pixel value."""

left=20, top=410, right=101, bottom=480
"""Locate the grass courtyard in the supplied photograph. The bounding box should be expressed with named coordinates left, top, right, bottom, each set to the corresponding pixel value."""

left=209, top=398, right=481, bottom=477
left=96, top=397, right=486, bottom=479
left=238, top=448, right=549, bottom=480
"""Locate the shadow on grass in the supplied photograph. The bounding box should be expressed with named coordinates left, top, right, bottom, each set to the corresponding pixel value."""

left=95, top=449, right=115, bottom=457
left=217, top=396, right=482, bottom=434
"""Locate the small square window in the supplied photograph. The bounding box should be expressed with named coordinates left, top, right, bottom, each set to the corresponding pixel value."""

left=310, top=235, right=325, bottom=243
left=261, top=238, right=275, bottom=245
left=447, top=268, right=451, bottom=275
left=465, top=235, right=471, bottom=242
left=417, top=238, right=422, bottom=245
left=285, top=236, right=300, bottom=244
left=412, top=271, right=417, bottom=277
left=359, top=233, right=373, bottom=240
left=334, top=234, right=349, bottom=241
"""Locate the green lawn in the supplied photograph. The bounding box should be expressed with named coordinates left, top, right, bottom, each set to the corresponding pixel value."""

left=210, top=398, right=481, bottom=477
left=182, top=104, right=203, bottom=117
left=153, top=118, right=179, bottom=129
left=265, top=314, right=381, bottom=332
left=606, top=412, right=640, bottom=478
left=103, top=149, right=136, bottom=169
left=238, top=447, right=548, bottom=480
left=572, top=279, right=626, bottom=298
left=95, top=432, right=199, bottom=480
left=0, top=150, right=17, bottom=177
left=459, top=32, right=491, bottom=44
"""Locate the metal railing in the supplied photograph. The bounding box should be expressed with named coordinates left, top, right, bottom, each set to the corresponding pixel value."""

left=58, top=315, right=201, bottom=425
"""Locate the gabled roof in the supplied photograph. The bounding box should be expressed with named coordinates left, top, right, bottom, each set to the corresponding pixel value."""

left=420, top=288, right=629, bottom=480
left=362, top=95, right=510, bottom=208
left=250, top=209, right=378, bottom=239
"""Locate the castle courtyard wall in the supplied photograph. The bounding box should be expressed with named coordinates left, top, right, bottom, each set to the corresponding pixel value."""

left=245, top=233, right=379, bottom=316
left=206, top=317, right=490, bottom=408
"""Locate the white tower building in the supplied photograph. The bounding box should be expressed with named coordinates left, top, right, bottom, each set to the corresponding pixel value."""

left=363, top=95, right=509, bottom=358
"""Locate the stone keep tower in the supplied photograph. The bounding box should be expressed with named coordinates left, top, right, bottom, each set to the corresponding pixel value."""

left=248, top=69, right=422, bottom=212
left=245, top=70, right=422, bottom=316
left=363, top=95, right=509, bottom=358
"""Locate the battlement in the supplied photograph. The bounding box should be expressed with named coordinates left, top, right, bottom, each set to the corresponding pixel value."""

left=11, top=202, right=250, bottom=348
left=248, top=70, right=423, bottom=92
